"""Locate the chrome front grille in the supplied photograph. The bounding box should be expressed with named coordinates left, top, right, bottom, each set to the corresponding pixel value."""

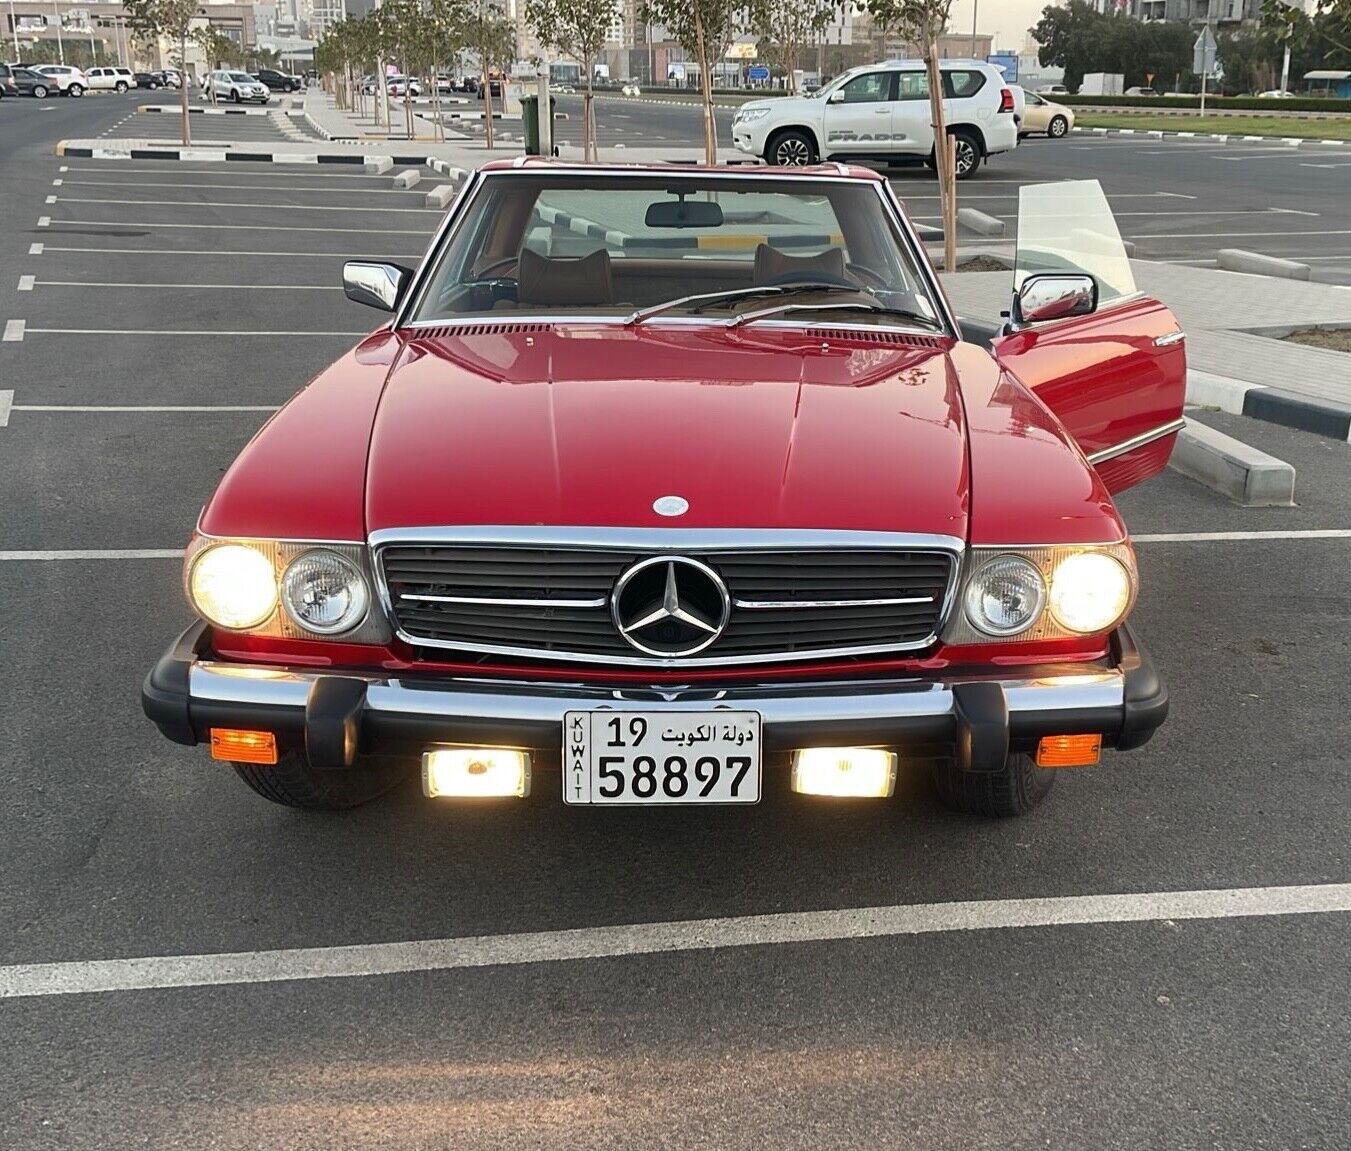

left=376, top=533, right=960, bottom=667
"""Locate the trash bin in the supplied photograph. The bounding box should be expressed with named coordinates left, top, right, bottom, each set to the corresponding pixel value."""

left=520, top=94, right=556, bottom=155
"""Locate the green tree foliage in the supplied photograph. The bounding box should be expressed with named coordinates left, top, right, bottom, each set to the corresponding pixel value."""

left=123, top=0, right=200, bottom=144
left=1262, top=0, right=1351, bottom=71
left=749, top=0, right=841, bottom=92
left=1032, top=0, right=1193, bottom=92
left=526, top=0, right=613, bottom=158
left=466, top=0, right=516, bottom=148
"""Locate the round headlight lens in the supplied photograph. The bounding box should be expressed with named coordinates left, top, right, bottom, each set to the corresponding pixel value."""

left=1049, top=552, right=1132, bottom=634
left=964, top=555, right=1047, bottom=637
left=281, top=550, right=368, bottom=634
left=189, top=543, right=277, bottom=630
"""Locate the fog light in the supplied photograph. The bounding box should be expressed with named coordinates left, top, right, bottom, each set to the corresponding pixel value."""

left=422, top=747, right=531, bottom=798
left=1036, top=733, right=1102, bottom=768
left=210, top=728, right=277, bottom=764
left=791, top=748, right=896, bottom=798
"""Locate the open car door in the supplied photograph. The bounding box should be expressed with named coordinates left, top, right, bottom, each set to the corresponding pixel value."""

left=990, top=181, right=1186, bottom=494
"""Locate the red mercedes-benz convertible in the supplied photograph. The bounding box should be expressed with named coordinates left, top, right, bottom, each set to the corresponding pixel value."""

left=143, top=161, right=1185, bottom=817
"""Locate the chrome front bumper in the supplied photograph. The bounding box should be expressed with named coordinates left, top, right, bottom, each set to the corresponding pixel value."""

left=144, top=622, right=1167, bottom=773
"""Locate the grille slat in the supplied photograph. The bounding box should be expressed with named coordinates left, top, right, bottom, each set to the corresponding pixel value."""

left=380, top=543, right=955, bottom=664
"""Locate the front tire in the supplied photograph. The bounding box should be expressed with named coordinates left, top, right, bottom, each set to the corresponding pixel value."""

left=1048, top=114, right=1069, bottom=139
left=232, top=750, right=412, bottom=810
left=68, top=83, right=84, bottom=97
left=114, top=81, right=126, bottom=93
left=767, top=128, right=817, bottom=166
left=230, top=88, right=241, bottom=104
left=932, top=752, right=1055, bottom=818
left=33, top=85, right=49, bottom=99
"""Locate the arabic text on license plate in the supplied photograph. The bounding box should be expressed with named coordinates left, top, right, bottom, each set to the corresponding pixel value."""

left=562, top=710, right=761, bottom=805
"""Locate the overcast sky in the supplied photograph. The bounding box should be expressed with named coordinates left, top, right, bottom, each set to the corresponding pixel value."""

left=948, top=0, right=1053, bottom=53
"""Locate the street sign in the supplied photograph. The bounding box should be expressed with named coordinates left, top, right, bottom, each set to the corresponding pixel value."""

left=748, top=65, right=769, bottom=82
left=1193, top=25, right=1218, bottom=76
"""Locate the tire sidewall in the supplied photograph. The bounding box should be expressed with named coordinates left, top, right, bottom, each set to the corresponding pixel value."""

left=34, top=86, right=48, bottom=99
left=1049, top=115, right=1068, bottom=138
left=69, top=84, right=84, bottom=97
left=769, top=130, right=815, bottom=166
left=953, top=132, right=980, bottom=179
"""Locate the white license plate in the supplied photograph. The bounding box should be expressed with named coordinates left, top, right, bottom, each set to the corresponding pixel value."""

left=562, top=710, right=761, bottom=805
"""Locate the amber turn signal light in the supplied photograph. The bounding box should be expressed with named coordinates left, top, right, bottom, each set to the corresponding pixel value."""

left=210, top=728, right=278, bottom=765
left=1035, top=733, right=1102, bottom=768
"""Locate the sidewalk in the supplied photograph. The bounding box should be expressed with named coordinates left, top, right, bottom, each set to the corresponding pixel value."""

left=940, top=262, right=1351, bottom=439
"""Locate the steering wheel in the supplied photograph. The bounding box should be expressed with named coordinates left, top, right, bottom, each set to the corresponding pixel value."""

left=845, top=262, right=889, bottom=290
left=472, top=254, right=520, bottom=279
left=761, top=270, right=858, bottom=290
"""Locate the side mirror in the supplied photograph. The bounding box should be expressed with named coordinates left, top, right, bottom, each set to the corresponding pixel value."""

left=827, top=89, right=845, bottom=104
left=1012, top=273, right=1097, bottom=326
left=343, top=261, right=414, bottom=312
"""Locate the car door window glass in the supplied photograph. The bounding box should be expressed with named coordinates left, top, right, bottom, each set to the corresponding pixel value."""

left=895, top=72, right=930, bottom=101
left=1016, top=180, right=1136, bottom=306
left=838, top=72, right=893, bottom=103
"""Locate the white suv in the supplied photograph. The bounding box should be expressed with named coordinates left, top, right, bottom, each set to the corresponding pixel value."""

left=732, top=60, right=1019, bottom=178
left=34, top=65, right=87, bottom=97
left=203, top=70, right=270, bottom=104
left=87, top=67, right=135, bottom=93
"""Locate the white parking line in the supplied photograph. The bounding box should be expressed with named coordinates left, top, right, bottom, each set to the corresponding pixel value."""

left=23, top=327, right=367, bottom=337
left=52, top=196, right=441, bottom=214
left=17, top=276, right=35, bottom=292
left=1132, top=529, right=1351, bottom=543
left=65, top=166, right=410, bottom=180
left=0, top=391, right=12, bottom=427
left=59, top=179, right=428, bottom=194
left=2, top=320, right=25, bottom=342
left=32, top=281, right=341, bottom=291
left=12, top=404, right=281, bottom=413
left=48, top=219, right=432, bottom=235
left=0, top=549, right=183, bottom=561
left=1127, top=229, right=1351, bottom=241
left=34, top=246, right=425, bottom=258
left=2, top=882, right=1348, bottom=1000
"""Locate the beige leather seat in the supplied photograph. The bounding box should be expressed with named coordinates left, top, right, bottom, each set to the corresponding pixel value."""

left=753, top=243, right=846, bottom=286
left=517, top=247, right=614, bottom=307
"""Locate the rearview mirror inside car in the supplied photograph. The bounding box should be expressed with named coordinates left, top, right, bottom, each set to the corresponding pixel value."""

left=342, top=261, right=414, bottom=312
left=1012, top=273, right=1098, bottom=326
left=644, top=199, right=725, bottom=229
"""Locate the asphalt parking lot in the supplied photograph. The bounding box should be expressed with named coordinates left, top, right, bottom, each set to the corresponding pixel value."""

left=1, top=99, right=1350, bottom=1149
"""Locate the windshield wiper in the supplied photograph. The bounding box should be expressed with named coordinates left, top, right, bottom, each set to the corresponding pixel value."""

left=727, top=299, right=941, bottom=330
left=625, top=285, right=793, bottom=326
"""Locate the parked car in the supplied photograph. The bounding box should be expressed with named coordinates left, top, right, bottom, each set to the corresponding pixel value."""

left=33, top=64, right=86, bottom=96
left=1037, top=84, right=1070, bottom=96
left=1256, top=89, right=1294, bottom=98
left=86, top=66, right=135, bottom=92
left=254, top=68, right=300, bottom=93
left=732, top=59, right=1018, bottom=178
left=133, top=71, right=162, bottom=89
left=143, top=163, right=1182, bottom=818
left=1124, top=86, right=1158, bottom=97
left=203, top=69, right=270, bottom=104
left=1019, top=90, right=1075, bottom=138
left=0, top=63, right=15, bottom=97
left=621, top=81, right=641, bottom=96
left=160, top=67, right=182, bottom=88
left=386, top=74, right=422, bottom=97
left=9, top=67, right=54, bottom=98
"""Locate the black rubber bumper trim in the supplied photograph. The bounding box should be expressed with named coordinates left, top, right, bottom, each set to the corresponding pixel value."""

left=305, top=677, right=367, bottom=768
left=1113, top=621, right=1169, bottom=750
left=952, top=681, right=1010, bottom=773
left=140, top=620, right=211, bottom=745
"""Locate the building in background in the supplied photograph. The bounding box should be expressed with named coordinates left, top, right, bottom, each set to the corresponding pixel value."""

left=1125, top=0, right=1267, bottom=24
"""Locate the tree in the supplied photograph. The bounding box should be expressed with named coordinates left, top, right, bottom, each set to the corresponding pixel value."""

left=1262, top=0, right=1351, bottom=75
left=123, top=0, right=199, bottom=145
left=641, top=0, right=748, bottom=164
left=1033, top=2, right=1196, bottom=91
left=192, top=25, right=239, bottom=104
left=750, top=0, right=840, bottom=93
left=465, top=0, right=515, bottom=149
left=527, top=0, right=613, bottom=160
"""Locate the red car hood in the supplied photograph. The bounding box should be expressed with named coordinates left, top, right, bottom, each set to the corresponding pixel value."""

left=364, top=325, right=970, bottom=539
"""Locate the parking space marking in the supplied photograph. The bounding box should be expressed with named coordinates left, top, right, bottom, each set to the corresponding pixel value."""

left=51, top=179, right=62, bottom=186
left=33, top=246, right=425, bottom=258
left=17, top=276, right=35, bottom=292
left=28, top=243, right=43, bottom=255
left=0, top=391, right=11, bottom=427
left=0, top=549, right=183, bottom=561
left=1, top=882, right=1348, bottom=1000
left=11, top=404, right=281, bottom=413
left=65, top=167, right=416, bottom=181
left=59, top=179, right=430, bottom=194
left=1133, top=529, right=1351, bottom=543
left=2, top=320, right=24, bottom=343
left=52, top=196, right=442, bottom=215
left=37, top=216, right=50, bottom=228
left=32, top=281, right=341, bottom=291
left=23, top=327, right=367, bottom=337
left=48, top=219, right=431, bottom=235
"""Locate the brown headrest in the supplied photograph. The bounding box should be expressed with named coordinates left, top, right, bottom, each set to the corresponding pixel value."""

left=517, top=247, right=614, bottom=307
left=753, top=244, right=846, bottom=286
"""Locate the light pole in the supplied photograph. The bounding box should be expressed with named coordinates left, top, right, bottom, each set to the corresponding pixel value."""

left=54, top=0, right=66, bottom=63
left=969, top=0, right=978, bottom=58
left=9, top=0, right=21, bottom=61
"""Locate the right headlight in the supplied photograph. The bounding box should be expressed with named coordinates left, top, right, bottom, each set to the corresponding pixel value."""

left=1048, top=552, right=1132, bottom=634
left=281, top=549, right=369, bottom=634
left=734, top=107, right=771, bottom=124
left=963, top=555, right=1046, bottom=637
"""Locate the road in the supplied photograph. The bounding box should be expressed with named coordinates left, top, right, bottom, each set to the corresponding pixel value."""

left=1, top=94, right=1350, bottom=1150
left=532, top=93, right=1351, bottom=283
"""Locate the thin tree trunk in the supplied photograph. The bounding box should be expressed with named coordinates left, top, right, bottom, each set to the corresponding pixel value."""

left=583, top=64, right=595, bottom=162
left=694, top=13, right=715, bottom=166
left=179, top=31, right=191, bottom=146
left=482, top=62, right=494, bottom=148
left=924, top=37, right=955, bottom=272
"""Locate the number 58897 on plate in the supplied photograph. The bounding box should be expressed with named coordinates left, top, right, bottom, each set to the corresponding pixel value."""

left=563, top=710, right=761, bottom=805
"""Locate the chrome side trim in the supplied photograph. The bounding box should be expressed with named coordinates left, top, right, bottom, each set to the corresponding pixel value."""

left=1153, top=329, right=1186, bottom=347
left=369, top=528, right=965, bottom=669
left=187, top=661, right=1126, bottom=728
left=401, top=593, right=609, bottom=609
left=1086, top=417, right=1186, bottom=466
left=733, top=595, right=934, bottom=610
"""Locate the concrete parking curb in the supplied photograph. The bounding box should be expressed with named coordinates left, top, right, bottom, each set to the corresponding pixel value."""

left=1217, top=249, right=1311, bottom=280
left=54, top=141, right=441, bottom=166
left=1072, top=126, right=1346, bottom=146
left=1187, top=369, right=1351, bottom=443
left=1170, top=417, right=1296, bottom=506
left=137, top=105, right=272, bottom=116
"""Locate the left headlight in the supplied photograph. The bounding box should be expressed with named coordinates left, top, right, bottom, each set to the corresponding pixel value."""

left=281, top=549, right=369, bottom=634
left=1048, top=552, right=1132, bottom=634
left=734, top=107, right=770, bottom=124
left=189, top=543, right=278, bottom=630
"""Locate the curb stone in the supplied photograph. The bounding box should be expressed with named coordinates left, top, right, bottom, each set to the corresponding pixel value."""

left=1170, top=417, right=1296, bottom=506
left=1186, top=369, right=1351, bottom=443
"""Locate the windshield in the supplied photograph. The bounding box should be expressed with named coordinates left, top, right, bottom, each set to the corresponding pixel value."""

left=1015, top=179, right=1136, bottom=304
left=409, top=172, right=941, bottom=329
left=229, top=73, right=254, bottom=83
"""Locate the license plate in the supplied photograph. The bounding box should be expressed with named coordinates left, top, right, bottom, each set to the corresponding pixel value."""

left=562, top=710, right=761, bottom=805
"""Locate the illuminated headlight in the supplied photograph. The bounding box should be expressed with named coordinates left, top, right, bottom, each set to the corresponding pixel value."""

left=281, top=549, right=369, bottom=634
left=963, top=554, right=1046, bottom=637
left=734, top=107, right=770, bottom=124
left=189, top=543, right=277, bottom=630
left=1048, top=552, right=1133, bottom=634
